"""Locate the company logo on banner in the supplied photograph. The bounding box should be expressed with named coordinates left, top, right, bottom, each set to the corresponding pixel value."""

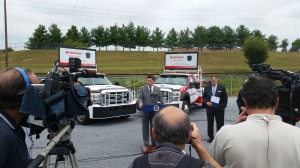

left=165, top=53, right=198, bottom=69
left=59, top=47, right=96, bottom=67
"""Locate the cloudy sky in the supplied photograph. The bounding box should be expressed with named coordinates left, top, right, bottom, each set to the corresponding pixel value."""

left=1, top=0, right=300, bottom=49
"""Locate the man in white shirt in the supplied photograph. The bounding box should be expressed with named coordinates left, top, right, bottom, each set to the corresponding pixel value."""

left=209, top=76, right=300, bottom=168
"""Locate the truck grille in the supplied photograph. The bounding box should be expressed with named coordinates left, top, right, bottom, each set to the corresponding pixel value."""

left=93, top=91, right=133, bottom=106
left=161, top=91, right=171, bottom=103
left=160, top=90, right=180, bottom=103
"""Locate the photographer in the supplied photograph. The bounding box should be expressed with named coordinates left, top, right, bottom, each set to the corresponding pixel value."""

left=0, top=67, right=40, bottom=168
left=130, top=106, right=221, bottom=168
left=209, top=77, right=300, bottom=168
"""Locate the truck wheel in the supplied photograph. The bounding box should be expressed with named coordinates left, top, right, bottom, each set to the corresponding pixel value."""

left=182, top=100, right=190, bottom=114
left=76, top=113, right=90, bottom=125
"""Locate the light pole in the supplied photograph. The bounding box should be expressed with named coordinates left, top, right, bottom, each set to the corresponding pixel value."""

left=4, top=0, right=8, bottom=68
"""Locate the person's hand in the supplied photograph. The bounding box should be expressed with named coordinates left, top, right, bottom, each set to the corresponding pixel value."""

left=236, top=109, right=247, bottom=124
left=190, top=123, right=203, bottom=147
left=206, top=102, right=213, bottom=107
left=139, top=103, right=143, bottom=110
left=240, top=106, right=246, bottom=111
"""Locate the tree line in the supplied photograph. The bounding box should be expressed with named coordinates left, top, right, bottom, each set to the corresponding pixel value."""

left=26, top=22, right=300, bottom=52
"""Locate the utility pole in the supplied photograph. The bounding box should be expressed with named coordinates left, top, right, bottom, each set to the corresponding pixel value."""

left=4, top=0, right=8, bottom=68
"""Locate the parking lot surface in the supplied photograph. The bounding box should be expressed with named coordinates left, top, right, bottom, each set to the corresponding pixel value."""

left=27, top=97, right=299, bottom=167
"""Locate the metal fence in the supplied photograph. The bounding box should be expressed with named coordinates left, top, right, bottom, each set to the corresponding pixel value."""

left=107, top=75, right=249, bottom=97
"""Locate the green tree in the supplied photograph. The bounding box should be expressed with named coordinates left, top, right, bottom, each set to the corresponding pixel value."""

left=91, top=25, right=106, bottom=50
left=136, top=25, right=150, bottom=51
left=236, top=25, right=251, bottom=47
left=251, top=29, right=265, bottom=39
left=178, top=28, right=192, bottom=51
left=47, top=23, right=63, bottom=49
left=27, top=24, right=48, bottom=49
left=110, top=24, right=119, bottom=51
left=192, top=26, right=207, bottom=51
left=243, top=37, right=268, bottom=68
left=290, top=38, right=300, bottom=52
left=222, top=25, right=236, bottom=51
left=64, top=25, right=80, bottom=41
left=124, top=21, right=136, bottom=51
left=164, top=28, right=178, bottom=51
left=267, top=35, right=278, bottom=51
left=118, top=24, right=128, bottom=51
left=150, top=27, right=165, bottom=51
left=102, top=28, right=111, bottom=51
left=63, top=25, right=87, bottom=48
left=80, top=27, right=92, bottom=47
left=207, top=26, right=224, bottom=51
left=279, top=38, right=288, bottom=52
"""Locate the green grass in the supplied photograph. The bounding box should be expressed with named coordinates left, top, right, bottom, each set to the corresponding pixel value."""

left=0, top=50, right=298, bottom=96
left=1, top=50, right=299, bottom=75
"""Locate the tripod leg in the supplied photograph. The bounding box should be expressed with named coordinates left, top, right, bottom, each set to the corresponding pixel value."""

left=64, top=154, right=68, bottom=168
left=54, top=156, right=59, bottom=168
left=43, top=155, right=50, bottom=168
left=68, top=151, right=78, bottom=168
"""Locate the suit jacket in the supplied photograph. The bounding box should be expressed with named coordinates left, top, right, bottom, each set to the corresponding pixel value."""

left=138, top=85, right=164, bottom=106
left=236, top=90, right=245, bottom=112
left=203, top=84, right=228, bottom=111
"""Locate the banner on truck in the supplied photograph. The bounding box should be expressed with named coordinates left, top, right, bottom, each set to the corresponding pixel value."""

left=165, top=52, right=198, bottom=69
left=59, top=47, right=96, bottom=67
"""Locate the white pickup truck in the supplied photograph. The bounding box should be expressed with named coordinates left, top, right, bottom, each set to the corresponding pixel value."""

left=155, top=52, right=205, bottom=114
left=75, top=73, right=136, bottom=124
left=155, top=73, right=204, bottom=114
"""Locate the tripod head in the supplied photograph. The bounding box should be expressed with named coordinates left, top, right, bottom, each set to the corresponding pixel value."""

left=27, top=120, right=75, bottom=168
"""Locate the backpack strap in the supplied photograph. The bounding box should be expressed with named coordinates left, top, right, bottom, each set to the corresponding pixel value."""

left=132, top=154, right=150, bottom=168
left=176, top=155, right=205, bottom=168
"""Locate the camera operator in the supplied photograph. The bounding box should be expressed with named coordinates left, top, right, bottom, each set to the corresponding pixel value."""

left=209, top=77, right=300, bottom=168
left=0, top=67, right=40, bottom=168
left=130, top=106, right=221, bottom=168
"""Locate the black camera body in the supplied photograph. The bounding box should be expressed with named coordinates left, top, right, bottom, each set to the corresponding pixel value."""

left=21, top=58, right=91, bottom=131
left=252, top=64, right=300, bottom=125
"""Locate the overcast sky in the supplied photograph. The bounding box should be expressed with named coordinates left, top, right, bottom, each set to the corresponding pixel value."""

left=1, top=0, right=300, bottom=49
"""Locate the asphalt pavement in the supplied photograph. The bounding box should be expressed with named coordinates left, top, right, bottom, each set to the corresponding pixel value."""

left=26, top=97, right=300, bottom=168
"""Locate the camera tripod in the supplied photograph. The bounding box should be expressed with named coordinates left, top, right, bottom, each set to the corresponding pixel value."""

left=28, top=124, right=79, bottom=168
left=43, top=140, right=78, bottom=168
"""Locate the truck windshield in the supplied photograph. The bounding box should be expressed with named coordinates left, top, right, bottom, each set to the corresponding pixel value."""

left=155, top=75, right=188, bottom=85
left=78, top=76, right=113, bottom=85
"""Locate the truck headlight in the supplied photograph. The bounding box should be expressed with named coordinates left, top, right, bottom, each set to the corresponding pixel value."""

left=93, top=94, right=101, bottom=104
left=170, top=91, right=180, bottom=102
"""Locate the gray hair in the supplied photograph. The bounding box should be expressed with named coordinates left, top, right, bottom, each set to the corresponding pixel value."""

left=153, top=110, right=191, bottom=144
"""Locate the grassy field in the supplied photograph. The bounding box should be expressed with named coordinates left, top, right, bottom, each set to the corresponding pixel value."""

left=0, top=50, right=298, bottom=96
left=0, top=50, right=299, bottom=75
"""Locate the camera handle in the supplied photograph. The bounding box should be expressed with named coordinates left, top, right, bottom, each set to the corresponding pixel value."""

left=27, top=124, right=78, bottom=168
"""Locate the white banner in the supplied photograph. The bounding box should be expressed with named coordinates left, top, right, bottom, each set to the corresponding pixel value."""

left=59, top=47, right=96, bottom=67
left=165, top=52, right=198, bottom=69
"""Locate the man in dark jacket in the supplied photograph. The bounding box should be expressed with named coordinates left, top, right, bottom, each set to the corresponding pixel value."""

left=203, top=76, right=228, bottom=143
left=0, top=67, right=40, bottom=168
left=129, top=106, right=220, bottom=168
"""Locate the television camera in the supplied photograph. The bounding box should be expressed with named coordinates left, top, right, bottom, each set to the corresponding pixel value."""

left=26, top=57, right=93, bottom=168
left=252, top=64, right=300, bottom=125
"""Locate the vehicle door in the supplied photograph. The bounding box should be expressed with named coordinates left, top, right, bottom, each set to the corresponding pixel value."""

left=187, top=75, right=198, bottom=103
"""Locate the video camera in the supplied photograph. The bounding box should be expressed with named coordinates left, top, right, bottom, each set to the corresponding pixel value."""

left=21, top=58, right=92, bottom=134
left=252, top=63, right=300, bottom=125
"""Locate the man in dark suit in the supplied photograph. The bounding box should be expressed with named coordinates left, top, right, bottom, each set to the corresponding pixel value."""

left=203, top=76, right=228, bottom=143
left=138, top=75, right=164, bottom=151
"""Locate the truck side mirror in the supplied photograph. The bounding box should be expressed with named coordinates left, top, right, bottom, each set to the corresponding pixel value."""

left=190, top=82, right=200, bottom=89
left=114, top=81, right=120, bottom=85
